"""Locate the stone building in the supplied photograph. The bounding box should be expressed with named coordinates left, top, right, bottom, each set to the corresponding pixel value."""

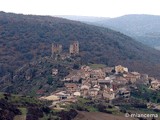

left=116, top=88, right=130, bottom=98
left=69, top=41, right=79, bottom=54
left=150, top=80, right=160, bottom=90
left=90, top=69, right=106, bottom=79
left=64, top=83, right=78, bottom=93
left=115, top=65, right=128, bottom=74
left=51, top=43, right=62, bottom=57
left=52, top=68, right=58, bottom=76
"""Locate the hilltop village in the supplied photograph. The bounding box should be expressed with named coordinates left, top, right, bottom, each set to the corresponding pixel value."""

left=41, top=41, right=160, bottom=110
left=41, top=64, right=160, bottom=100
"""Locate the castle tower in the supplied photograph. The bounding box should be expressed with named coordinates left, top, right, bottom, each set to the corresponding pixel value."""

left=69, top=41, right=79, bottom=55
left=51, top=43, right=62, bottom=57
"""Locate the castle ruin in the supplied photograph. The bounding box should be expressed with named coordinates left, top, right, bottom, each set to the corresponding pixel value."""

left=51, top=43, right=62, bottom=57
left=51, top=41, right=79, bottom=59
left=69, top=41, right=79, bottom=55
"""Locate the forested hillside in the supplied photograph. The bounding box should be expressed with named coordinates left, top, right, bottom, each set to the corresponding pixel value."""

left=1, top=12, right=160, bottom=94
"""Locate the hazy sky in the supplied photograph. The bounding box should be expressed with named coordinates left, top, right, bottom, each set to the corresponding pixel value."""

left=0, top=0, right=160, bottom=17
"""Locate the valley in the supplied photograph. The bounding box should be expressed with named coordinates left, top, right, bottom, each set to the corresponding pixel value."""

left=0, top=12, right=160, bottom=120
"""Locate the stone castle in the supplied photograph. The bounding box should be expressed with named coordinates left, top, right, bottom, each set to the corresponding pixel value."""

left=69, top=41, right=79, bottom=54
left=51, top=41, right=79, bottom=58
left=51, top=43, right=62, bottom=57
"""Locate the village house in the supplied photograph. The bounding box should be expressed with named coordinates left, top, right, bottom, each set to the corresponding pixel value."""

left=102, top=90, right=115, bottom=100
left=90, top=78, right=98, bottom=86
left=40, top=95, right=60, bottom=101
left=79, top=69, right=91, bottom=79
left=90, top=69, right=106, bottom=79
left=63, top=70, right=84, bottom=83
left=60, top=54, right=71, bottom=60
left=77, top=71, right=84, bottom=78
left=115, top=65, right=128, bottom=74
left=80, top=85, right=90, bottom=97
left=61, top=97, right=78, bottom=104
left=81, top=65, right=92, bottom=72
left=108, top=75, right=116, bottom=79
left=102, top=67, right=114, bottom=74
left=55, top=91, right=70, bottom=100
left=98, top=79, right=113, bottom=90
left=130, top=72, right=141, bottom=79
left=111, top=84, right=119, bottom=91
left=105, top=76, right=113, bottom=81
left=129, top=85, right=138, bottom=91
left=83, top=72, right=91, bottom=79
left=148, top=77, right=156, bottom=83
left=115, top=76, right=127, bottom=82
left=141, top=74, right=149, bottom=80
left=72, top=76, right=81, bottom=83
left=64, top=76, right=81, bottom=83
left=150, top=80, right=160, bottom=90
left=73, top=91, right=81, bottom=96
left=89, top=88, right=99, bottom=97
left=111, top=81, right=127, bottom=91
left=116, top=88, right=130, bottom=98
left=64, top=83, right=78, bottom=93
left=52, top=68, right=58, bottom=76
left=139, top=74, right=149, bottom=84
left=93, top=85, right=100, bottom=90
left=123, top=73, right=138, bottom=83
left=63, top=76, right=71, bottom=82
left=40, top=90, right=71, bottom=101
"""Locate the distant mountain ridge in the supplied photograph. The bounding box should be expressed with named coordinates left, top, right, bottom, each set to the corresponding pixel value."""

left=60, top=14, right=160, bottom=49
left=97, top=14, right=160, bottom=48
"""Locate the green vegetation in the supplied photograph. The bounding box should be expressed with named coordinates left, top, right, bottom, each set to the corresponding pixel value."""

left=18, top=107, right=27, bottom=115
left=47, top=75, right=54, bottom=85
left=0, top=92, right=4, bottom=99
left=14, top=115, right=26, bottom=120
left=1, top=91, right=159, bottom=120
left=131, top=84, right=160, bottom=103
left=69, top=97, right=98, bottom=112
left=69, top=97, right=122, bottom=114
left=0, top=57, right=70, bottom=96
left=0, top=92, right=59, bottom=120
left=109, top=84, right=160, bottom=117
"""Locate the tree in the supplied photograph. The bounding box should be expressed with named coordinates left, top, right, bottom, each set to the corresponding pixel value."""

left=47, top=76, right=53, bottom=85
